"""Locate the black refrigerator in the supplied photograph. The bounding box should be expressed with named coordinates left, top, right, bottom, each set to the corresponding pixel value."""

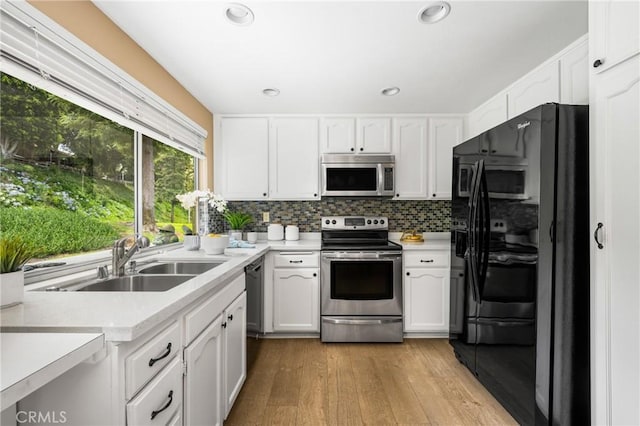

left=449, top=103, right=590, bottom=425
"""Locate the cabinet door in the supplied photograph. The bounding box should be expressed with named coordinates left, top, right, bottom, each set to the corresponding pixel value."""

left=218, top=117, right=269, bottom=200
left=449, top=266, right=465, bottom=335
left=321, top=118, right=356, bottom=153
left=357, top=118, right=392, bottom=153
left=392, top=117, right=428, bottom=199
left=224, top=292, right=247, bottom=418
left=507, top=61, right=560, bottom=118
left=467, top=94, right=508, bottom=139
left=429, top=118, right=463, bottom=199
left=590, top=0, right=639, bottom=74
left=184, top=315, right=223, bottom=426
left=269, top=118, right=319, bottom=200
left=273, top=269, right=319, bottom=332
left=404, top=268, right=449, bottom=332
left=590, top=56, right=640, bottom=426
left=560, top=39, right=589, bottom=105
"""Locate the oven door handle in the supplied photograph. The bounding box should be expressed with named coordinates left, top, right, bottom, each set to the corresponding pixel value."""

left=322, top=317, right=402, bottom=325
left=321, top=252, right=401, bottom=260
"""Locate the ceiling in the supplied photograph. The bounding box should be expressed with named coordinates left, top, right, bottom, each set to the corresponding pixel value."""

left=93, top=1, right=588, bottom=114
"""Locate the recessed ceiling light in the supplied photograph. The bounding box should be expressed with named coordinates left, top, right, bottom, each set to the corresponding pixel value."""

left=224, top=3, right=254, bottom=26
left=381, top=87, right=400, bottom=96
left=262, top=88, right=280, bottom=97
left=418, top=2, right=451, bottom=24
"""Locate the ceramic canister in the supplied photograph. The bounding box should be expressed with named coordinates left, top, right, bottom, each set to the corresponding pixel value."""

left=267, top=223, right=284, bottom=240
left=285, top=225, right=299, bottom=241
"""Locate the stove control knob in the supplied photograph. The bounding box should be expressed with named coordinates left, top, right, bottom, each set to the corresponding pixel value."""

left=332, top=220, right=337, bottom=225
left=325, top=220, right=330, bottom=225
left=373, top=219, right=379, bottom=225
left=380, top=219, right=385, bottom=225
left=367, top=220, right=372, bottom=224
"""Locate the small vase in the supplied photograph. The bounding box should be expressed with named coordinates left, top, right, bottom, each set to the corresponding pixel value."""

left=228, top=230, right=243, bottom=241
left=183, top=235, right=201, bottom=251
left=1, top=270, right=24, bottom=308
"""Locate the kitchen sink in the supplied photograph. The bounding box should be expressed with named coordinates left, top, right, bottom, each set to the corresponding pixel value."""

left=75, top=274, right=193, bottom=292
left=137, top=261, right=223, bottom=275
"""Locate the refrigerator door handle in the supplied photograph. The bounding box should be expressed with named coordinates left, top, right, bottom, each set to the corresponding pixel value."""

left=468, top=161, right=483, bottom=302
left=477, top=160, right=491, bottom=299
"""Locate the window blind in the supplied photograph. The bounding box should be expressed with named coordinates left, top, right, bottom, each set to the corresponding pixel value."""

left=0, top=2, right=207, bottom=158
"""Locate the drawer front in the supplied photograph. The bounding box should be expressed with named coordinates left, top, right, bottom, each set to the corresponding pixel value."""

left=273, top=252, right=319, bottom=268
left=404, top=251, right=449, bottom=268
left=126, top=321, right=180, bottom=399
left=126, top=357, right=183, bottom=426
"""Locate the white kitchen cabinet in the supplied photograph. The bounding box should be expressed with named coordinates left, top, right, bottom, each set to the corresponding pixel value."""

left=429, top=118, right=463, bottom=199
left=223, top=291, right=247, bottom=418
left=467, top=94, right=508, bottom=139
left=357, top=117, right=392, bottom=153
left=183, top=315, right=223, bottom=426
left=269, top=118, right=319, bottom=200
left=272, top=251, right=320, bottom=333
left=216, top=117, right=269, bottom=200
left=507, top=61, right=560, bottom=118
left=403, top=249, right=450, bottom=334
left=560, top=39, right=589, bottom=105
left=321, top=117, right=356, bottom=153
left=392, top=117, right=428, bottom=199
left=590, top=0, right=639, bottom=74
left=589, top=34, right=640, bottom=426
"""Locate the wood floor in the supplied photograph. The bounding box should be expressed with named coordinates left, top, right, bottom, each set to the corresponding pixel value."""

left=225, top=338, right=516, bottom=425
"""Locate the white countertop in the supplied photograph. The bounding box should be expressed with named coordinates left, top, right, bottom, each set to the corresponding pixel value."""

left=1, top=332, right=104, bottom=410
left=390, top=232, right=450, bottom=250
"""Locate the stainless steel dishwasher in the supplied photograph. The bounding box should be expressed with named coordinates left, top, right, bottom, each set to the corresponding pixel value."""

left=245, top=256, right=264, bottom=336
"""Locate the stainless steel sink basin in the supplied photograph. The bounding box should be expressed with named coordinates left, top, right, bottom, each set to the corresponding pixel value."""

left=75, top=274, right=193, bottom=292
left=137, top=261, right=223, bottom=275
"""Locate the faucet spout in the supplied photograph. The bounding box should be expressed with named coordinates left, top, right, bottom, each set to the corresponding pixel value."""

left=112, top=236, right=150, bottom=277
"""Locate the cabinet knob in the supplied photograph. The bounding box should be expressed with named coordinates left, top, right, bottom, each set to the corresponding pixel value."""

left=432, top=193, right=436, bottom=197
left=350, top=147, right=355, bottom=152
left=263, top=193, right=267, bottom=197
left=420, top=259, right=434, bottom=263
left=491, top=150, right=496, bottom=153
left=481, top=149, right=488, bottom=153
left=593, top=59, right=604, bottom=68
left=396, top=194, right=400, bottom=197
left=222, top=322, right=227, bottom=328
left=406, top=272, right=410, bottom=276
left=359, top=147, right=364, bottom=151
left=313, top=273, right=317, bottom=277
left=228, top=314, right=233, bottom=321
left=314, top=193, right=317, bottom=197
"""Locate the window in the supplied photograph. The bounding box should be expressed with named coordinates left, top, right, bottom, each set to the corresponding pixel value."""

left=0, top=72, right=196, bottom=261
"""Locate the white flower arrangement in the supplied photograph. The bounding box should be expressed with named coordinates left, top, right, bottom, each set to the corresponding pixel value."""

left=175, top=190, right=227, bottom=213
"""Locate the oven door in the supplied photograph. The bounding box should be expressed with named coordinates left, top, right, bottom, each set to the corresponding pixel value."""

left=321, top=251, right=402, bottom=316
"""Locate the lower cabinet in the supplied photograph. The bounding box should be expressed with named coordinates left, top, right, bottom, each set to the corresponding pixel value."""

left=183, top=315, right=223, bottom=426
left=403, top=248, right=450, bottom=334
left=223, top=292, right=247, bottom=418
left=271, top=251, right=320, bottom=333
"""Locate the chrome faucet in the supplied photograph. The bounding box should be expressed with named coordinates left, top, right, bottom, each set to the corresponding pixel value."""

left=112, top=236, right=150, bottom=277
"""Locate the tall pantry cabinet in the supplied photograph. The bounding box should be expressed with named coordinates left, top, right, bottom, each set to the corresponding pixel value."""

left=589, top=1, right=640, bottom=425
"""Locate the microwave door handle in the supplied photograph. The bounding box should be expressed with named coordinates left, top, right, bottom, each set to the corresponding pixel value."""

left=377, top=163, right=384, bottom=196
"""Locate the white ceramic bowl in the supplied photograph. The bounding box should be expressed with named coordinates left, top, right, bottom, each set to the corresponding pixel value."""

left=201, top=235, right=230, bottom=254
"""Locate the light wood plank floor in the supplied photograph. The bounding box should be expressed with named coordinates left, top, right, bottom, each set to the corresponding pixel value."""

left=225, top=338, right=516, bottom=425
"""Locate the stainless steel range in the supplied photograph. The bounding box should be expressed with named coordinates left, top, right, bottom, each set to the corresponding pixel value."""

left=320, top=216, right=403, bottom=343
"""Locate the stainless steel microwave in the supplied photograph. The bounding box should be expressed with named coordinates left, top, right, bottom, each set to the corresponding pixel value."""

left=321, top=154, right=395, bottom=197
left=458, top=163, right=528, bottom=200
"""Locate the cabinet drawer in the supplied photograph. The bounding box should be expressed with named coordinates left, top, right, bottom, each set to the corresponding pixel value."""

left=273, top=252, right=319, bottom=268
left=404, top=252, right=449, bottom=268
left=126, top=357, right=183, bottom=426
left=126, top=321, right=180, bottom=399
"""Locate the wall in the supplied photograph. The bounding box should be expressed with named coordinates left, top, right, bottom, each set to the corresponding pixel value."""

left=207, top=199, right=451, bottom=234
left=27, top=0, right=214, bottom=189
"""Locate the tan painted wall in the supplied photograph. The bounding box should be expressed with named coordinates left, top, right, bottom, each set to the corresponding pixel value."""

left=27, top=0, right=214, bottom=189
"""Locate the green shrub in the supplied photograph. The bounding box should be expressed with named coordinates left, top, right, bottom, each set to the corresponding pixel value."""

left=0, top=207, right=120, bottom=257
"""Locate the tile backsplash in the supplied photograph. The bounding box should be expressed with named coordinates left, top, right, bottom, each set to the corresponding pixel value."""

left=207, top=199, right=451, bottom=233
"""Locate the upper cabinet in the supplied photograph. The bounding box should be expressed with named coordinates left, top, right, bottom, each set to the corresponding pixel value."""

left=467, top=94, right=508, bottom=140
left=591, top=0, right=639, bottom=74
left=429, top=118, right=463, bottom=199
left=269, top=118, right=319, bottom=200
left=216, top=117, right=269, bottom=200
left=560, top=39, right=589, bottom=105
left=320, top=118, right=356, bottom=153
left=392, top=117, right=428, bottom=199
left=356, top=118, right=392, bottom=153
left=507, top=61, right=560, bottom=118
